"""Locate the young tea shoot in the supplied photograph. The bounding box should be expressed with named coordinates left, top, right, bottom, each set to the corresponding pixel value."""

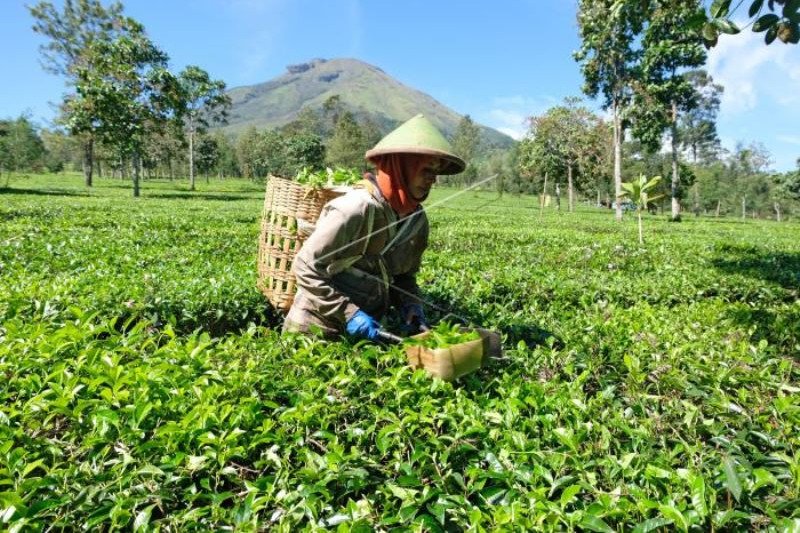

left=295, top=166, right=361, bottom=188
left=405, top=320, right=480, bottom=349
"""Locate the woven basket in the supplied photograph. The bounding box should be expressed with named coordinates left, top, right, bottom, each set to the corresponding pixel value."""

left=257, top=175, right=344, bottom=312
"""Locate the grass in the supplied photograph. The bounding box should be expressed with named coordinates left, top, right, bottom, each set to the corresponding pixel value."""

left=1, top=173, right=799, bottom=530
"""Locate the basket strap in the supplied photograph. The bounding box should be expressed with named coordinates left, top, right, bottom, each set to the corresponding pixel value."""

left=324, top=194, right=375, bottom=277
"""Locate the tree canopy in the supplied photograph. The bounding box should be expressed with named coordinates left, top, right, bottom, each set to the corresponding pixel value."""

left=67, top=25, right=184, bottom=196
left=177, top=65, right=231, bottom=190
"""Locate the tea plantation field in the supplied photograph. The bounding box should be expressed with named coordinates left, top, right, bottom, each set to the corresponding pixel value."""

left=1, top=174, right=799, bottom=531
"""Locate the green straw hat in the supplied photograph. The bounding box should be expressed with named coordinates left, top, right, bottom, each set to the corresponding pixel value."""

left=365, top=114, right=466, bottom=175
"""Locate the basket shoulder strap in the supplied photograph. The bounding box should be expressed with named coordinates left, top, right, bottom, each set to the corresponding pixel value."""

left=324, top=191, right=375, bottom=276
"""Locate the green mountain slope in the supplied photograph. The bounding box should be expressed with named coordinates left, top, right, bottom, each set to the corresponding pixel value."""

left=221, top=58, right=514, bottom=150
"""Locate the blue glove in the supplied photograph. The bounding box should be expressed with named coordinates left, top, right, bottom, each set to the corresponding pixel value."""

left=401, top=303, right=427, bottom=333
left=346, top=310, right=381, bottom=340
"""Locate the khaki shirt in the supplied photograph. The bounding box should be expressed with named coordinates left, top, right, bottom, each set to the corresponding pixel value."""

left=284, top=183, right=428, bottom=336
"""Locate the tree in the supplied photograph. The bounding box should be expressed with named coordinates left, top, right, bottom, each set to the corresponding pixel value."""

left=479, top=148, right=520, bottom=196
left=29, top=0, right=135, bottom=186
left=282, top=132, right=326, bottom=175
left=326, top=111, right=368, bottom=170
left=194, top=133, right=219, bottom=181
left=177, top=65, right=231, bottom=191
left=784, top=158, right=800, bottom=199
left=68, top=26, right=184, bottom=197
left=452, top=115, right=481, bottom=185
left=517, top=115, right=565, bottom=211
left=281, top=106, right=324, bottom=137
left=321, top=94, right=346, bottom=137
left=728, top=142, right=774, bottom=218
left=0, top=115, right=46, bottom=181
left=678, top=70, right=723, bottom=163
left=256, top=130, right=287, bottom=177
left=41, top=128, right=79, bottom=173
left=212, top=131, right=239, bottom=178
left=236, top=126, right=261, bottom=180
left=575, top=0, right=644, bottom=221
left=580, top=119, right=614, bottom=206
left=143, top=121, right=184, bottom=179
left=517, top=100, right=608, bottom=212
left=631, top=0, right=706, bottom=221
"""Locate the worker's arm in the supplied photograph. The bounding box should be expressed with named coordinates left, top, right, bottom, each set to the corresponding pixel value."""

left=390, top=214, right=429, bottom=310
left=292, top=197, right=369, bottom=325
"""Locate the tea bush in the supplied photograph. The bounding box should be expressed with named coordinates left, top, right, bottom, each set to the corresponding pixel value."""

left=1, top=174, right=798, bottom=530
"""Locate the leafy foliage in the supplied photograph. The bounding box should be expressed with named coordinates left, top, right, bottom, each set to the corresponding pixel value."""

left=678, top=70, right=723, bottom=164
left=295, top=167, right=361, bottom=188
left=67, top=26, right=184, bottom=197
left=631, top=0, right=707, bottom=221
left=518, top=98, right=610, bottom=212
left=325, top=111, right=374, bottom=171
left=699, top=0, right=800, bottom=46
left=575, top=0, right=644, bottom=221
left=177, top=65, right=231, bottom=191
left=0, top=115, right=46, bottom=177
left=1, top=174, right=799, bottom=530
left=619, top=174, right=665, bottom=243
left=235, top=128, right=326, bottom=180
left=405, top=321, right=481, bottom=349
left=28, top=0, right=141, bottom=187
left=450, top=115, right=482, bottom=185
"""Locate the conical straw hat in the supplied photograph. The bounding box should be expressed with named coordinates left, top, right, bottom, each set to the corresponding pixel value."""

left=365, top=114, right=466, bottom=175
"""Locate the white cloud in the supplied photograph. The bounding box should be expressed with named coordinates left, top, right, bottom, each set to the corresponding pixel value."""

left=480, top=95, right=560, bottom=139
left=707, top=25, right=800, bottom=116
left=777, top=135, right=800, bottom=146
left=489, top=109, right=528, bottom=138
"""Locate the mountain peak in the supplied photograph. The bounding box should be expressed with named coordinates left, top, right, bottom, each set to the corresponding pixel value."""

left=222, top=58, right=513, bottom=149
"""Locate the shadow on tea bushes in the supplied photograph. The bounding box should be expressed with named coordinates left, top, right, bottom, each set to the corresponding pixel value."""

left=712, top=245, right=800, bottom=294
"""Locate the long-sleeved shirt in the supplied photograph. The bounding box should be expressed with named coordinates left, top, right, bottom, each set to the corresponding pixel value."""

left=283, top=182, right=428, bottom=336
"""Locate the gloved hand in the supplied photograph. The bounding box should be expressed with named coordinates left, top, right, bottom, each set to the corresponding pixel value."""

left=346, top=309, right=381, bottom=340
left=401, top=303, right=428, bottom=333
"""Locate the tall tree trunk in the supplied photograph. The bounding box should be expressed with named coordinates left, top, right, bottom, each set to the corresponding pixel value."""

left=613, top=100, right=623, bottom=222
left=540, top=171, right=549, bottom=215
left=670, top=100, right=681, bottom=222
left=693, top=183, right=700, bottom=217
left=774, top=202, right=782, bottom=222
left=169, top=159, right=174, bottom=181
left=567, top=163, right=574, bottom=213
left=741, top=196, right=746, bottom=220
left=555, top=182, right=561, bottom=211
left=637, top=211, right=643, bottom=245
left=133, top=152, right=141, bottom=198
left=597, top=190, right=601, bottom=207
left=83, top=137, right=94, bottom=187
left=188, top=124, right=196, bottom=191
left=715, top=199, right=720, bottom=217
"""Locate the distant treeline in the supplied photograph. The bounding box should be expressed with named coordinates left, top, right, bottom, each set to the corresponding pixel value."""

left=3, top=107, right=800, bottom=220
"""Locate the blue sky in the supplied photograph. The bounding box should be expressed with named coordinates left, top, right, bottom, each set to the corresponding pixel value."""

left=1, top=0, right=798, bottom=171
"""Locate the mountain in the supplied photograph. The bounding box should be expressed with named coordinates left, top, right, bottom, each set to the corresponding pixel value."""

left=220, top=58, right=514, bottom=150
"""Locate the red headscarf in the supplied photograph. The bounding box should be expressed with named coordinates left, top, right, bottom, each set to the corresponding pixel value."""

left=372, top=154, right=433, bottom=217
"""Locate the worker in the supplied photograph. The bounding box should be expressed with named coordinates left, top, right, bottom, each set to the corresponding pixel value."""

left=283, top=114, right=465, bottom=339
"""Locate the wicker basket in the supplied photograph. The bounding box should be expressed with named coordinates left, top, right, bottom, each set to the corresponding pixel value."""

left=257, top=175, right=344, bottom=312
